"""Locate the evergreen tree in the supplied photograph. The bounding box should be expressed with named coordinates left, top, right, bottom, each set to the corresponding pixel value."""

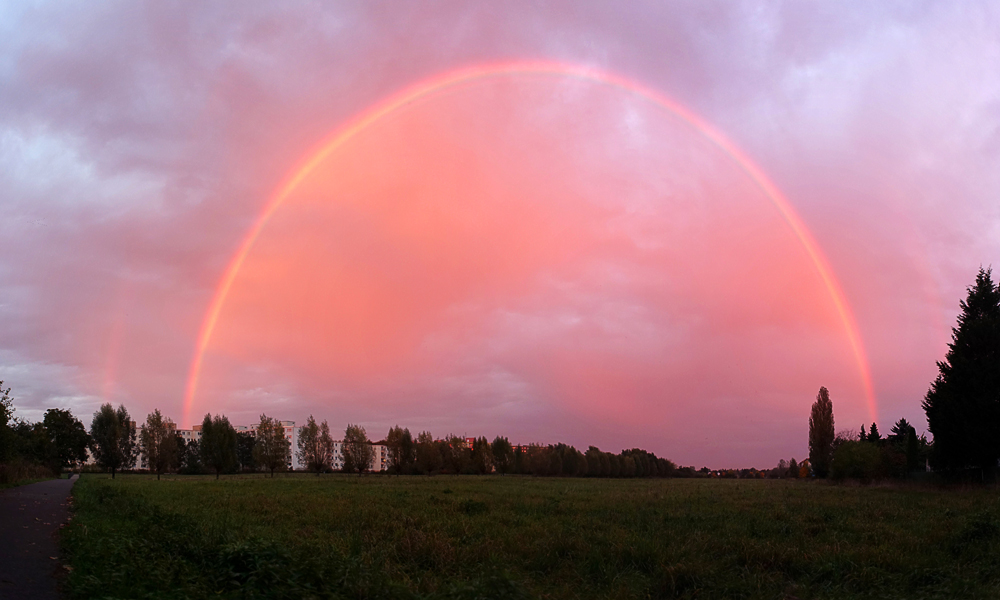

left=808, top=386, right=835, bottom=477
left=923, top=268, right=1000, bottom=477
left=868, top=422, right=881, bottom=443
left=906, top=428, right=920, bottom=473
left=859, top=424, right=867, bottom=442
left=889, top=418, right=914, bottom=443
left=888, top=418, right=920, bottom=475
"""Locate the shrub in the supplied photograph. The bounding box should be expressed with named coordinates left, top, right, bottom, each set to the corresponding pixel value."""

left=0, top=457, right=55, bottom=484
left=830, top=441, right=886, bottom=482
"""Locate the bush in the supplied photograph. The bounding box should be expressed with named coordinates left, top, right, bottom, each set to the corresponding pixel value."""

left=830, top=441, right=887, bottom=482
left=0, top=457, right=55, bottom=485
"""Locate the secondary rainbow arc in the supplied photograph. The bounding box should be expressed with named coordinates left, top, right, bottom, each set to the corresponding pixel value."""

left=181, top=60, right=878, bottom=427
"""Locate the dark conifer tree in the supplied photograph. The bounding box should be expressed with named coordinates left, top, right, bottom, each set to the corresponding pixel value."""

left=808, top=386, right=835, bottom=477
left=923, top=268, right=1000, bottom=477
left=906, top=428, right=920, bottom=473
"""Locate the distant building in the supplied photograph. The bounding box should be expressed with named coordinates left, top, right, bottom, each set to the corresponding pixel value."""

left=329, top=440, right=388, bottom=472
left=90, top=417, right=389, bottom=474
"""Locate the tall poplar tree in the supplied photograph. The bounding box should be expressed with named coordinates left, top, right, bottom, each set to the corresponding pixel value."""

left=808, top=386, right=835, bottom=477
left=923, top=267, right=1000, bottom=477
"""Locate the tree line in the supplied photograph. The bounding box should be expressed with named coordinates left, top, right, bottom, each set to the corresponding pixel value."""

left=0, top=387, right=91, bottom=483
left=807, top=385, right=929, bottom=483
left=291, top=418, right=679, bottom=478
left=806, top=267, right=1000, bottom=483
left=1, top=397, right=679, bottom=480
left=0, top=401, right=305, bottom=481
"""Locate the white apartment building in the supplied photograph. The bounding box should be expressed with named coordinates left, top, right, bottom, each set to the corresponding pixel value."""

left=328, top=440, right=388, bottom=472
left=109, top=418, right=388, bottom=474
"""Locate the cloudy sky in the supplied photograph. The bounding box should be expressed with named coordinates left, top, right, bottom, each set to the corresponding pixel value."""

left=2, top=2, right=998, bottom=468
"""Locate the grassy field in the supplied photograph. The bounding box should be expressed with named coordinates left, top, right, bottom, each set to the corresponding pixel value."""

left=62, top=474, right=1000, bottom=599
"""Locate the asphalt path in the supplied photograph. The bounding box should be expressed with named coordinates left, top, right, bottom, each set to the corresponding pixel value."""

left=0, top=475, right=77, bottom=600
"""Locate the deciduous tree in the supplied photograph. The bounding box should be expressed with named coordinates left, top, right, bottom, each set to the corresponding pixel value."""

left=199, top=413, right=237, bottom=479
left=319, top=420, right=335, bottom=472
left=0, top=383, right=15, bottom=464
left=491, top=436, right=514, bottom=475
left=385, top=426, right=415, bottom=474
left=42, top=408, right=90, bottom=471
left=297, top=415, right=332, bottom=474
left=236, top=430, right=257, bottom=472
left=90, top=403, right=137, bottom=478
left=253, top=414, right=290, bottom=477
left=471, top=436, right=493, bottom=474
left=415, top=430, right=441, bottom=474
left=139, top=409, right=177, bottom=480
left=342, top=424, right=373, bottom=475
left=177, top=437, right=203, bottom=474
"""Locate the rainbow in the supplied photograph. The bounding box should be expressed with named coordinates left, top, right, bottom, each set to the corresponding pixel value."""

left=181, top=60, right=878, bottom=427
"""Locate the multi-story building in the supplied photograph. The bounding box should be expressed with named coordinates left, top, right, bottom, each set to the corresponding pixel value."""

left=95, top=417, right=390, bottom=474
left=246, top=420, right=299, bottom=469
left=329, top=440, right=388, bottom=472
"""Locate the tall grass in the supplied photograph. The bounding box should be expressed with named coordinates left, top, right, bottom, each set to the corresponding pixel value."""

left=0, top=458, right=55, bottom=488
left=63, top=475, right=1000, bottom=599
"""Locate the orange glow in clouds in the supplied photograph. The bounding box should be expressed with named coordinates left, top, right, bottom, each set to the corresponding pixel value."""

left=182, top=61, right=877, bottom=432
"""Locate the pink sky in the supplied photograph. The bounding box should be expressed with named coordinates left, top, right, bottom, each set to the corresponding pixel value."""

left=1, top=2, right=998, bottom=468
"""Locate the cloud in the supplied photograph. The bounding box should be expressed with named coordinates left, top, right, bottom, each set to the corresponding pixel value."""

left=0, top=1, right=998, bottom=467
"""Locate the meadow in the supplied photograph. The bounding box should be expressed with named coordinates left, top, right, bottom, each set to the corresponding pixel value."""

left=62, top=474, right=1000, bottom=599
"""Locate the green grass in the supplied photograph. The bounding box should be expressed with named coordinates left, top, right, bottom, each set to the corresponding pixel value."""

left=62, top=474, right=1000, bottom=599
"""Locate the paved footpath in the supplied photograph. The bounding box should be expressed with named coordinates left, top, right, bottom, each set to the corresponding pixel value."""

left=0, top=475, right=77, bottom=600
